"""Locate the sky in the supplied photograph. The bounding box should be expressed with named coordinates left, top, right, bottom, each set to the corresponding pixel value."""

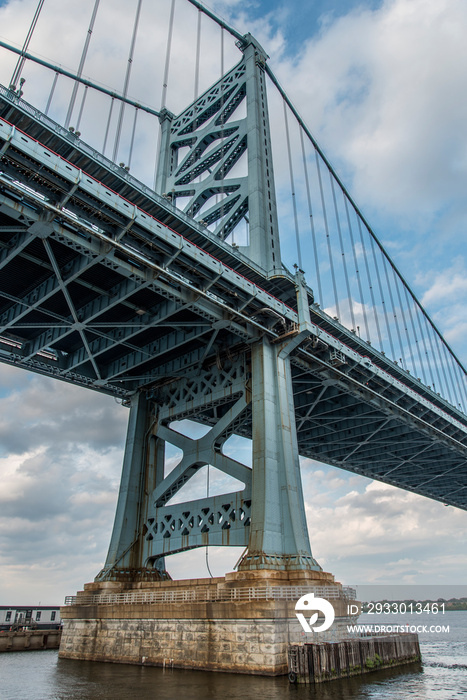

left=0, top=0, right=466, bottom=605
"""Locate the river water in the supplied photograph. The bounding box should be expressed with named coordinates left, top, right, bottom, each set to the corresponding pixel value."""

left=0, top=612, right=465, bottom=699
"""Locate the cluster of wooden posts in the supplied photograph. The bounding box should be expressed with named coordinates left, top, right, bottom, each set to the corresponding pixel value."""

left=288, top=633, right=421, bottom=683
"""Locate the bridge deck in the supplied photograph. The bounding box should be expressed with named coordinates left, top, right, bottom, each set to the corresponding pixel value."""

left=0, top=88, right=466, bottom=511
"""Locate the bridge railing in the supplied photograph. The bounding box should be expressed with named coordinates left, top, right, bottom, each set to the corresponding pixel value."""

left=0, top=84, right=158, bottom=199
left=64, top=585, right=356, bottom=607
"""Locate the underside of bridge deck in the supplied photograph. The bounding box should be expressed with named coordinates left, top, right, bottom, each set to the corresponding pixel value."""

left=0, top=74, right=466, bottom=583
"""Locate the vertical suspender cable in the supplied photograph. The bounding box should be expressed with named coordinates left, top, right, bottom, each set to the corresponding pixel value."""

left=113, top=0, right=143, bottom=163
left=345, top=197, right=370, bottom=343
left=103, top=97, right=115, bottom=155
left=330, top=174, right=355, bottom=330
left=392, top=267, right=412, bottom=371
left=382, top=256, right=406, bottom=366
left=219, top=25, right=228, bottom=237
left=441, top=342, right=459, bottom=407
left=357, top=218, right=383, bottom=348
left=403, top=285, right=427, bottom=384
left=454, top=360, right=467, bottom=411
left=458, top=361, right=467, bottom=410
left=425, top=323, right=444, bottom=396
left=193, top=8, right=202, bottom=205
left=45, top=72, right=59, bottom=115
left=315, top=152, right=340, bottom=319
left=194, top=9, right=202, bottom=101
left=220, top=25, right=224, bottom=82
left=434, top=334, right=453, bottom=404
left=431, top=333, right=450, bottom=401
left=75, top=85, right=88, bottom=132
left=369, top=233, right=395, bottom=358
left=461, top=367, right=467, bottom=411
left=161, top=0, right=176, bottom=109
left=415, top=305, right=437, bottom=390
left=9, top=0, right=46, bottom=89
left=154, top=0, right=176, bottom=190
left=456, top=365, right=467, bottom=412
left=283, top=101, right=302, bottom=270
left=128, top=107, right=139, bottom=168
left=300, top=128, right=323, bottom=306
left=65, top=0, right=100, bottom=129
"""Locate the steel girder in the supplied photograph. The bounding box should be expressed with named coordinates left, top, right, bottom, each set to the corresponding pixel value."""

left=0, top=88, right=466, bottom=551
left=291, top=358, right=467, bottom=510
left=0, top=109, right=463, bottom=421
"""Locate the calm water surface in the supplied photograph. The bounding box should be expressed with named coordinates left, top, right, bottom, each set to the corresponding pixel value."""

left=0, top=612, right=465, bottom=699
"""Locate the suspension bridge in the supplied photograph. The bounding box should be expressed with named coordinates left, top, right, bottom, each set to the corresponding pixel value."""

left=0, top=0, right=466, bottom=593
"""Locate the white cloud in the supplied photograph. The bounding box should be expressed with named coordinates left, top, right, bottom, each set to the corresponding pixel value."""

left=416, top=258, right=467, bottom=348
left=303, top=465, right=467, bottom=584
left=272, top=0, right=467, bottom=219
left=421, top=258, right=467, bottom=306
left=0, top=366, right=125, bottom=602
left=264, top=0, right=467, bottom=359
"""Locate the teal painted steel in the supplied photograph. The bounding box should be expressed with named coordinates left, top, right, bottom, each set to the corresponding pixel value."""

left=156, top=36, right=282, bottom=274
left=0, top=98, right=466, bottom=520
left=0, top=27, right=466, bottom=584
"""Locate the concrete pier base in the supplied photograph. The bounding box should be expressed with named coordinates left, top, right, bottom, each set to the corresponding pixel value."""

left=60, top=570, right=356, bottom=675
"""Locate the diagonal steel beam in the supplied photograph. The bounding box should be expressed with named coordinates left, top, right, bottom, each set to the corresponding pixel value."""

left=0, top=236, right=109, bottom=335
left=104, top=325, right=214, bottom=380
left=21, top=276, right=148, bottom=362
left=65, top=297, right=182, bottom=371
left=0, top=226, right=34, bottom=271
left=42, top=238, right=102, bottom=380
left=153, top=395, right=251, bottom=506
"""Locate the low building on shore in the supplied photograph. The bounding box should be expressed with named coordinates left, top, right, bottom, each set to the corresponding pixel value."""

left=0, top=606, right=61, bottom=631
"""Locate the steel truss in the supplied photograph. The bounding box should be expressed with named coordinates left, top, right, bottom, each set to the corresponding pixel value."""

left=0, top=36, right=466, bottom=581
left=156, top=35, right=282, bottom=274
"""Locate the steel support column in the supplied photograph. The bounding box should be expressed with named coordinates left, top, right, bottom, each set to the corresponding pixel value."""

left=97, top=392, right=167, bottom=580
left=240, top=35, right=281, bottom=274
left=238, top=335, right=321, bottom=571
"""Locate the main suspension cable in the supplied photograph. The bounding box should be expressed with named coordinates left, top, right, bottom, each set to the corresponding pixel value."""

left=0, top=39, right=161, bottom=118
left=264, top=61, right=467, bottom=381
left=185, top=0, right=243, bottom=42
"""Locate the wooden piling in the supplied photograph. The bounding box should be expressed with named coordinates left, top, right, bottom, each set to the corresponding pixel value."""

left=288, top=633, right=421, bottom=683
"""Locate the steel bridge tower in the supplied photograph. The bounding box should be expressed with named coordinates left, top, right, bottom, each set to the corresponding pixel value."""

left=99, top=34, right=320, bottom=581
left=2, top=1, right=466, bottom=675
